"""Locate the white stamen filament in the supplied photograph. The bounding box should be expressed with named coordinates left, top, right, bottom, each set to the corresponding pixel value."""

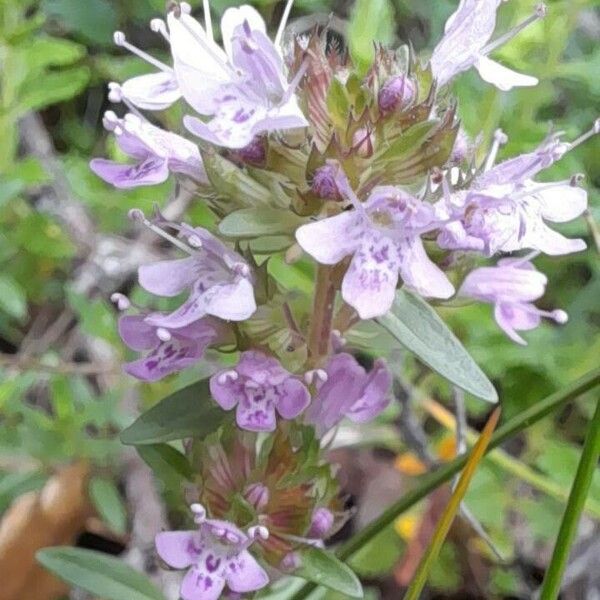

left=281, top=59, right=308, bottom=103
left=113, top=31, right=173, bottom=73
left=568, top=117, right=600, bottom=151
left=128, top=209, right=198, bottom=256
left=275, top=0, right=295, bottom=48
left=150, top=19, right=170, bottom=42
left=203, top=0, right=213, bottom=43
left=509, top=250, right=541, bottom=268
left=484, top=128, right=508, bottom=172
left=481, top=3, right=547, bottom=56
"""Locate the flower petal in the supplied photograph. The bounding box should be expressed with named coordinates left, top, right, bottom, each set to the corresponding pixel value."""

left=180, top=566, right=225, bottom=600
left=221, top=5, right=266, bottom=60
left=494, top=303, right=541, bottom=345
left=155, top=531, right=202, bottom=569
left=226, top=550, right=270, bottom=593
left=276, top=378, right=311, bottom=420
left=118, top=315, right=157, bottom=351
left=526, top=223, right=587, bottom=256
left=209, top=372, right=240, bottom=411
left=398, top=237, right=455, bottom=299
left=296, top=211, right=364, bottom=265
left=236, top=397, right=277, bottom=432
left=347, top=359, right=392, bottom=423
left=90, top=157, right=169, bottom=189
left=341, top=234, right=400, bottom=319
left=475, top=56, right=538, bottom=91
left=139, top=256, right=198, bottom=297
left=120, top=72, right=181, bottom=111
left=529, top=184, right=588, bottom=223
left=203, top=277, right=257, bottom=322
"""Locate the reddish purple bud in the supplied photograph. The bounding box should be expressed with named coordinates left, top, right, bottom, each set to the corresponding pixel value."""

left=244, top=483, right=270, bottom=512
left=280, top=552, right=302, bottom=572
left=312, top=164, right=342, bottom=200
left=231, top=136, right=266, bottom=166
left=308, top=507, right=334, bottom=538
left=378, top=75, right=416, bottom=113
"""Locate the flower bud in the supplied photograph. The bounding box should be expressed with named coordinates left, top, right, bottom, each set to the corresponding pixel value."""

left=244, top=483, right=270, bottom=512
left=280, top=552, right=302, bottom=572
left=307, top=507, right=334, bottom=539
left=311, top=164, right=342, bottom=200
left=232, top=136, right=267, bottom=166
left=378, top=75, right=416, bottom=113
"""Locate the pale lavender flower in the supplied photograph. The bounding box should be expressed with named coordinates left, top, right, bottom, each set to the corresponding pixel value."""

left=119, top=314, right=219, bottom=381
left=137, top=222, right=256, bottom=328
left=108, top=29, right=181, bottom=110
left=167, top=3, right=308, bottom=148
left=90, top=112, right=207, bottom=188
left=296, top=168, right=454, bottom=319
left=305, top=353, right=392, bottom=437
left=156, top=504, right=269, bottom=600
left=210, top=351, right=310, bottom=432
left=431, top=0, right=545, bottom=90
left=307, top=508, right=335, bottom=539
left=437, top=133, right=589, bottom=256
left=459, top=258, right=568, bottom=345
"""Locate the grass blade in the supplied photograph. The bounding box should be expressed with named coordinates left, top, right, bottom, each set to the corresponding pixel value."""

left=539, top=397, right=600, bottom=600
left=403, top=408, right=501, bottom=600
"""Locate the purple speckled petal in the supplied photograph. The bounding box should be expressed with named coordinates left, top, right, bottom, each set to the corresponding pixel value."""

left=90, top=157, right=169, bottom=189
left=236, top=389, right=277, bottom=432
left=347, top=359, right=392, bottom=423
left=155, top=530, right=202, bottom=569
left=235, top=351, right=289, bottom=385
left=341, top=234, right=400, bottom=319
left=276, top=378, right=311, bottom=420
left=180, top=566, right=225, bottom=600
left=118, top=315, right=157, bottom=351
left=226, top=549, right=269, bottom=593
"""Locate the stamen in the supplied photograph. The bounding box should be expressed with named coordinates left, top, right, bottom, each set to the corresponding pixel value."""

left=484, top=128, right=508, bottom=172
left=481, top=3, right=547, bottom=56
left=275, top=0, right=295, bottom=48
left=107, top=84, right=148, bottom=120
left=190, top=503, right=206, bottom=523
left=203, top=0, right=213, bottom=43
left=570, top=173, right=585, bottom=186
left=508, top=250, right=540, bottom=268
left=150, top=18, right=170, bottom=42
left=156, top=327, right=172, bottom=342
left=282, top=59, right=308, bottom=103
left=187, top=234, right=203, bottom=248
left=248, top=525, right=270, bottom=541
left=128, top=209, right=198, bottom=255
left=180, top=2, right=192, bottom=14
left=110, top=293, right=131, bottom=311
left=113, top=31, right=173, bottom=73
left=333, top=164, right=368, bottom=218
left=217, top=370, right=238, bottom=385
left=568, top=118, right=600, bottom=151
left=102, top=110, right=120, bottom=131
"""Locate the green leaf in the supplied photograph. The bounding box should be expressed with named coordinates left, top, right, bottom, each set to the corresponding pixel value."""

left=0, top=274, right=28, bottom=320
left=348, top=0, right=395, bottom=72
left=137, top=443, right=193, bottom=484
left=18, top=67, right=90, bottom=113
left=377, top=289, right=497, bottom=402
left=296, top=547, right=363, bottom=598
left=88, top=477, right=127, bottom=535
left=120, top=379, right=226, bottom=445
left=37, top=547, right=164, bottom=600
left=22, top=36, right=85, bottom=70
left=219, top=208, right=304, bottom=239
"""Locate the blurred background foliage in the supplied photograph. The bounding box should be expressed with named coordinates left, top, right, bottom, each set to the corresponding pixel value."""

left=0, top=0, right=598, bottom=598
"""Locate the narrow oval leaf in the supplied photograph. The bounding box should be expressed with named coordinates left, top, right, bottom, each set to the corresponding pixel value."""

left=296, top=547, right=363, bottom=598
left=377, top=290, right=498, bottom=402
left=37, top=547, right=164, bottom=600
left=136, top=443, right=193, bottom=483
left=88, top=477, right=127, bottom=535
left=219, top=208, right=304, bottom=239
left=120, top=379, right=226, bottom=445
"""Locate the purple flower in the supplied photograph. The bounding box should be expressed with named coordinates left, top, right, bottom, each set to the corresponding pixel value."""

left=437, top=137, right=588, bottom=256
left=119, top=315, right=219, bottom=382
left=108, top=30, right=181, bottom=110
left=90, top=112, right=207, bottom=188
left=210, top=351, right=310, bottom=432
left=378, top=74, right=416, bottom=113
left=296, top=171, right=454, bottom=319
left=167, top=5, right=308, bottom=148
left=305, top=353, right=392, bottom=437
left=139, top=225, right=257, bottom=328
left=459, top=258, right=568, bottom=345
left=308, top=508, right=335, bottom=539
left=431, top=0, right=542, bottom=90
left=156, top=504, right=269, bottom=600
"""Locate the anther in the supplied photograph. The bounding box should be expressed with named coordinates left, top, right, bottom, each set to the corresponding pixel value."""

left=217, top=370, right=238, bottom=385
left=551, top=309, right=568, bottom=324
left=110, top=293, right=131, bottom=311
left=190, top=503, right=206, bottom=523
left=112, top=30, right=172, bottom=73
left=150, top=18, right=170, bottom=42
left=128, top=208, right=145, bottom=222
left=568, top=117, right=600, bottom=151
left=102, top=110, right=120, bottom=131
left=248, top=525, right=270, bottom=541
left=187, top=235, right=203, bottom=248
left=156, top=327, right=172, bottom=342
left=570, top=173, right=585, bottom=186
left=107, top=82, right=123, bottom=103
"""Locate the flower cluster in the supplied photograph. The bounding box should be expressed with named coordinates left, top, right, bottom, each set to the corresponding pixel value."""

left=94, top=1, right=597, bottom=597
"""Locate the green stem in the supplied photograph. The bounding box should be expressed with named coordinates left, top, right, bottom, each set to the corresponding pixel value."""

left=307, top=264, right=336, bottom=367
left=290, top=367, right=600, bottom=600
left=539, top=397, right=600, bottom=600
